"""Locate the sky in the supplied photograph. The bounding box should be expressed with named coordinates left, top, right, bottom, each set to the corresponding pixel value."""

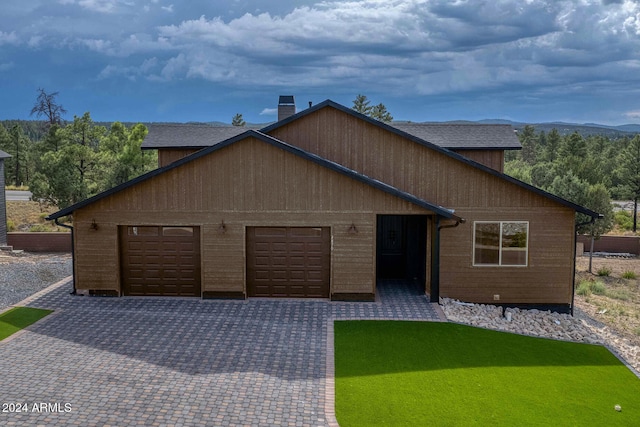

left=1, top=0, right=640, bottom=125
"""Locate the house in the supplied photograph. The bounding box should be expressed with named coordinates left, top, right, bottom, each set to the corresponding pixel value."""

left=47, top=98, right=600, bottom=312
left=1, top=150, right=11, bottom=249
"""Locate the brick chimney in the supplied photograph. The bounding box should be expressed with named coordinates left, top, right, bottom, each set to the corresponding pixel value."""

left=278, top=95, right=296, bottom=121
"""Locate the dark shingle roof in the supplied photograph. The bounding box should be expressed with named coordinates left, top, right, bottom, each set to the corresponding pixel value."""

left=392, top=123, right=521, bottom=150
left=141, top=119, right=521, bottom=151
left=141, top=124, right=256, bottom=149
left=0, top=150, right=11, bottom=159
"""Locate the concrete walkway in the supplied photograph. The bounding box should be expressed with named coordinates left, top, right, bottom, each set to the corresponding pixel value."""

left=0, top=280, right=443, bottom=426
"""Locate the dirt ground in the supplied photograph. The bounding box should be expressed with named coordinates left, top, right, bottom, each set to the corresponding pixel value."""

left=575, top=255, right=640, bottom=348
left=5, top=201, right=68, bottom=232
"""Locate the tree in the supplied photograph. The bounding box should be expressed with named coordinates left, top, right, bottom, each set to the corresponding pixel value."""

left=370, top=103, right=393, bottom=123
left=98, top=122, right=153, bottom=189
left=31, top=112, right=105, bottom=208
left=543, top=128, right=561, bottom=162
left=352, top=94, right=372, bottom=116
left=546, top=172, right=591, bottom=228
left=615, top=135, right=640, bottom=231
left=583, top=183, right=614, bottom=272
left=30, top=88, right=66, bottom=127
left=231, top=113, right=246, bottom=127
left=518, top=125, right=539, bottom=164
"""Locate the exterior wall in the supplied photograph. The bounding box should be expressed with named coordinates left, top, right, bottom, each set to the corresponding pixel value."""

left=158, top=148, right=200, bottom=167
left=72, top=136, right=432, bottom=296
left=7, top=232, right=72, bottom=252
left=266, top=107, right=577, bottom=305
left=453, top=149, right=504, bottom=172
left=577, top=234, right=640, bottom=255
left=0, top=159, right=6, bottom=246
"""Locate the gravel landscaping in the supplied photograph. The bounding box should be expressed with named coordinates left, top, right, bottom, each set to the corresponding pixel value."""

left=0, top=251, right=72, bottom=310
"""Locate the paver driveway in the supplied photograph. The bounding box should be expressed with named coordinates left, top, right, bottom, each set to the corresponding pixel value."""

left=0, top=279, right=443, bottom=426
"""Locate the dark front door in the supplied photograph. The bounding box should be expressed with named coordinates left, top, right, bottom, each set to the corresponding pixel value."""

left=376, top=215, right=427, bottom=281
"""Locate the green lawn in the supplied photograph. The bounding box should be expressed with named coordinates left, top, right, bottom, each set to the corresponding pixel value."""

left=0, top=307, right=53, bottom=341
left=335, top=321, right=640, bottom=426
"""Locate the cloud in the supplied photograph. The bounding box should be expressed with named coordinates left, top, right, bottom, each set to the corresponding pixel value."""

left=625, top=110, right=640, bottom=119
left=161, top=4, right=174, bottom=13
left=98, top=57, right=160, bottom=80
left=259, top=108, right=277, bottom=116
left=0, top=31, right=19, bottom=45
left=0, top=62, right=15, bottom=71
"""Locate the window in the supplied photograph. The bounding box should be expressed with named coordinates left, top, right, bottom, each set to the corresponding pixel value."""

left=473, top=221, right=528, bottom=266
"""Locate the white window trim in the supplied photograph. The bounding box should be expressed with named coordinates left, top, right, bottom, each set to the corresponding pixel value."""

left=473, top=221, right=529, bottom=267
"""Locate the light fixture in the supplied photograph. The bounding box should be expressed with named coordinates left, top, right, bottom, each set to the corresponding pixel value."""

left=348, top=223, right=358, bottom=234
left=90, top=219, right=99, bottom=231
left=217, top=220, right=227, bottom=234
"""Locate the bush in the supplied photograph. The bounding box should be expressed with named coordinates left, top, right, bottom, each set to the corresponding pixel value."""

left=591, top=281, right=606, bottom=295
left=614, top=210, right=634, bottom=231
left=596, top=266, right=612, bottom=277
left=576, top=281, right=592, bottom=296
left=28, top=224, right=50, bottom=232
left=6, top=220, right=16, bottom=232
left=622, top=271, right=637, bottom=280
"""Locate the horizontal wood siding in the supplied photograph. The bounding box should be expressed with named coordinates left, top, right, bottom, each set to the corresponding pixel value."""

left=73, top=136, right=432, bottom=295
left=267, top=107, right=577, bottom=305
left=453, top=149, right=505, bottom=172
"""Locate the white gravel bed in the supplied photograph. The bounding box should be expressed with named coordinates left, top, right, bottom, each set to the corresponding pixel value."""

left=0, top=252, right=72, bottom=310
left=441, top=297, right=640, bottom=374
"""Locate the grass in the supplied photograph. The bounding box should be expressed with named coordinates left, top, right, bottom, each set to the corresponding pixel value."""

left=335, top=321, right=640, bottom=426
left=622, top=271, right=637, bottom=280
left=5, top=200, right=70, bottom=232
left=576, top=279, right=607, bottom=296
left=0, top=307, right=53, bottom=341
left=597, top=266, right=613, bottom=277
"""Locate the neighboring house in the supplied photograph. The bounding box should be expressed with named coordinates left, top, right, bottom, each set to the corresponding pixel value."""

left=47, top=98, right=600, bottom=312
left=0, top=150, right=10, bottom=248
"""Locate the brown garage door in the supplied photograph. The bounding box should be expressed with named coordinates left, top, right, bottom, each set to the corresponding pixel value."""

left=247, top=227, right=330, bottom=298
left=120, top=226, right=201, bottom=296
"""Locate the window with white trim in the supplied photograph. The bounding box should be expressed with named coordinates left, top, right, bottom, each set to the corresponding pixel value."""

left=473, top=221, right=528, bottom=266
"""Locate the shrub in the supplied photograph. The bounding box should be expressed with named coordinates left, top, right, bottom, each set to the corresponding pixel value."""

left=576, top=281, right=592, bottom=296
left=614, top=210, right=634, bottom=231
left=591, top=281, right=606, bottom=295
left=596, top=266, right=612, bottom=277
left=622, top=271, right=637, bottom=280
left=28, top=224, right=50, bottom=232
left=6, top=220, right=16, bottom=232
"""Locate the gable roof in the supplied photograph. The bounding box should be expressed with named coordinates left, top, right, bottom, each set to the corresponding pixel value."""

left=141, top=113, right=520, bottom=151
left=391, top=123, right=520, bottom=150
left=48, top=130, right=462, bottom=221
left=0, top=150, right=10, bottom=159
left=262, top=100, right=601, bottom=219
left=141, top=123, right=260, bottom=149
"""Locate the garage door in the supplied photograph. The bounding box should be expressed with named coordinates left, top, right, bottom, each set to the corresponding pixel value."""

left=120, top=226, right=201, bottom=296
left=247, top=227, right=330, bottom=298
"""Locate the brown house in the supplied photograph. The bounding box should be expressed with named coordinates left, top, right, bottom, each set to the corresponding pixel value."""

left=48, top=99, right=600, bottom=312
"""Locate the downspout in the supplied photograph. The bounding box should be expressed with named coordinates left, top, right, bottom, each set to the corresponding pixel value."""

left=431, top=216, right=465, bottom=303
left=54, top=217, right=76, bottom=295
left=572, top=215, right=599, bottom=316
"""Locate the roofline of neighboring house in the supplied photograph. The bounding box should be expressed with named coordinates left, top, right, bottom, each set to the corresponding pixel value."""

left=47, top=130, right=462, bottom=222
left=260, top=100, right=601, bottom=219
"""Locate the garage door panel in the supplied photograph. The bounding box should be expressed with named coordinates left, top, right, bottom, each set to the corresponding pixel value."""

left=120, top=226, right=201, bottom=297
left=247, top=227, right=330, bottom=298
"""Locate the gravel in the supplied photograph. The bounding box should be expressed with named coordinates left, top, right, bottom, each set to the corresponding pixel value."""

left=0, top=251, right=72, bottom=310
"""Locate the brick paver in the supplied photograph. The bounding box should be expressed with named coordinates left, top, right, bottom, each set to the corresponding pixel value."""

left=0, top=279, right=442, bottom=426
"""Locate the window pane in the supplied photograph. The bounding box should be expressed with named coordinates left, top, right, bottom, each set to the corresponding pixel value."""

left=162, top=226, right=194, bottom=236
left=474, top=223, right=500, bottom=265
left=502, top=222, right=527, bottom=248
left=128, top=226, right=159, bottom=236
left=502, top=248, right=527, bottom=266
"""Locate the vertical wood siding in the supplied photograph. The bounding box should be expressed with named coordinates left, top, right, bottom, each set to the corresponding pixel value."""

left=266, top=107, right=578, bottom=305
left=73, top=136, right=432, bottom=295
left=452, top=149, right=505, bottom=172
